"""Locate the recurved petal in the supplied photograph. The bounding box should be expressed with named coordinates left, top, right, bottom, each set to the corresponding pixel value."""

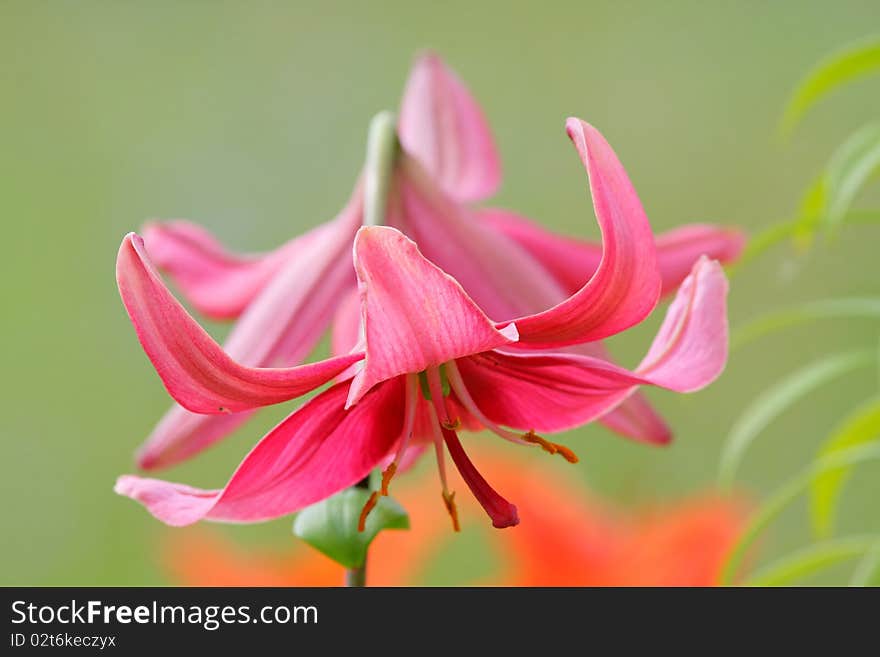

left=565, top=341, right=672, bottom=445
left=390, top=155, right=566, bottom=324
left=115, top=378, right=405, bottom=526
left=598, top=392, right=672, bottom=445
left=346, top=226, right=518, bottom=407
left=509, top=119, right=662, bottom=348
left=116, top=233, right=361, bottom=414
left=456, top=350, right=638, bottom=433
left=136, top=406, right=254, bottom=470
left=653, top=224, right=745, bottom=296
left=142, top=220, right=329, bottom=320
left=135, top=202, right=359, bottom=470
left=634, top=256, right=729, bottom=391
left=330, top=287, right=363, bottom=357
left=398, top=52, right=501, bottom=202
left=479, top=209, right=745, bottom=300
left=456, top=257, right=729, bottom=432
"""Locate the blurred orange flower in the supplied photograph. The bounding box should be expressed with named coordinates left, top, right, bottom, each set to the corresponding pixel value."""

left=163, top=447, right=748, bottom=586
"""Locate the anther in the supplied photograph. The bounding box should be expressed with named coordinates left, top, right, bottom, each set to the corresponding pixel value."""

left=380, top=463, right=397, bottom=496
left=442, top=490, right=461, bottom=532
left=358, top=491, right=379, bottom=532
left=524, top=430, right=579, bottom=463
left=441, top=417, right=462, bottom=431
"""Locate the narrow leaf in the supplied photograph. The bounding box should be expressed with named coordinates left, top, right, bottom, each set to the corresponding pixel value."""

left=781, top=38, right=880, bottom=135
left=850, top=540, right=880, bottom=586
left=730, top=210, right=880, bottom=275
left=292, top=488, right=409, bottom=569
left=747, top=536, right=877, bottom=586
left=809, top=398, right=880, bottom=538
left=718, top=350, right=874, bottom=488
left=821, top=123, right=880, bottom=234
left=732, top=298, right=880, bottom=350
left=719, top=444, right=880, bottom=585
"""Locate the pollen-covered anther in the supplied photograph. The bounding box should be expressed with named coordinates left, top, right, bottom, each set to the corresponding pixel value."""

left=524, top=430, right=579, bottom=464
left=358, top=491, right=379, bottom=532
left=441, top=417, right=462, bottom=431
left=380, top=463, right=397, bottom=496
left=442, top=490, right=461, bottom=532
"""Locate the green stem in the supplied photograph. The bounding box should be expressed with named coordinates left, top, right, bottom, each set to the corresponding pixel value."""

left=363, top=111, right=399, bottom=227
left=341, top=112, right=400, bottom=589
left=345, top=476, right=372, bottom=587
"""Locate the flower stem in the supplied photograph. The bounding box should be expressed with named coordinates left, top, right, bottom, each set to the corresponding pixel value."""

left=345, top=476, right=372, bottom=587
left=363, top=111, right=399, bottom=227
left=342, top=112, right=398, bottom=588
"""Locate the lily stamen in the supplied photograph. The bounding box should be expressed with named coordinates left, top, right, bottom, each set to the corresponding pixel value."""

left=358, top=491, right=379, bottom=532
left=523, top=430, right=579, bottom=463
left=444, top=360, right=530, bottom=446
left=380, top=463, right=397, bottom=497
left=442, top=490, right=461, bottom=532
left=427, top=403, right=458, bottom=531
left=446, top=360, right=579, bottom=463
left=378, top=374, right=420, bottom=498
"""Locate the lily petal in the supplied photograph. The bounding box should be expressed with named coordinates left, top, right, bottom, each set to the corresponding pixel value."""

left=568, top=342, right=672, bottom=445
left=346, top=226, right=518, bottom=407
left=398, top=52, right=501, bottom=202
left=117, top=233, right=361, bottom=414
left=653, top=224, right=745, bottom=296
left=330, top=287, right=362, bottom=357
left=142, top=220, right=330, bottom=320
left=455, top=257, right=728, bottom=432
left=510, top=119, right=662, bottom=347
left=137, top=406, right=253, bottom=470
left=634, top=256, right=729, bottom=390
left=136, top=202, right=359, bottom=469
left=480, top=208, right=745, bottom=298
left=115, top=378, right=405, bottom=526
left=598, top=392, right=672, bottom=445
left=392, top=159, right=672, bottom=445
left=391, top=154, right=565, bottom=323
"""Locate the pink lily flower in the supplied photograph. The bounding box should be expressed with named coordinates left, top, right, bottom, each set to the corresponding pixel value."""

left=134, top=53, right=743, bottom=471
left=114, top=120, right=730, bottom=529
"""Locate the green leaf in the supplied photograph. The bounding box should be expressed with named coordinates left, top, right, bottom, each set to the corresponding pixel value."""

left=292, top=488, right=409, bottom=569
left=820, top=123, right=880, bottom=235
left=729, top=210, right=880, bottom=275
left=747, top=536, right=878, bottom=586
left=850, top=540, right=880, bottom=586
left=731, top=298, right=880, bottom=350
left=781, top=37, right=880, bottom=136
left=791, top=175, right=827, bottom=248
left=809, top=398, right=880, bottom=538
left=719, top=444, right=880, bottom=585
left=718, top=350, right=874, bottom=488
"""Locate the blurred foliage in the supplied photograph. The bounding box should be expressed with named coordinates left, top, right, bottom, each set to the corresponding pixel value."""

left=2, top=1, right=880, bottom=585
left=781, top=36, right=880, bottom=136
left=718, top=33, right=880, bottom=585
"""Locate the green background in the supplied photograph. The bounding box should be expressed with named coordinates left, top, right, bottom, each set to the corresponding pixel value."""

left=2, top=0, right=878, bottom=585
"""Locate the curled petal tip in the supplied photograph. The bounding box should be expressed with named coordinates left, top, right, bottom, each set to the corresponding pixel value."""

left=113, top=475, right=136, bottom=496
left=497, top=322, right=519, bottom=342
left=135, top=447, right=159, bottom=471
left=513, top=118, right=661, bottom=347
left=117, top=230, right=362, bottom=414
left=414, top=49, right=442, bottom=65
